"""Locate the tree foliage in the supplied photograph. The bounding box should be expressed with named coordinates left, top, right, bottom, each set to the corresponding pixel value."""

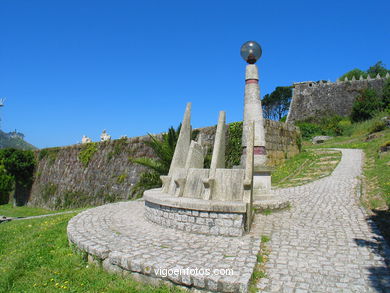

left=0, top=165, right=13, bottom=204
left=339, top=61, right=390, bottom=80
left=0, top=148, right=36, bottom=206
left=262, top=86, right=292, bottom=121
left=351, top=89, right=384, bottom=122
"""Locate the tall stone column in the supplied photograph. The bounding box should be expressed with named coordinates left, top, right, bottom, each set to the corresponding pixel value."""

left=241, top=64, right=267, bottom=167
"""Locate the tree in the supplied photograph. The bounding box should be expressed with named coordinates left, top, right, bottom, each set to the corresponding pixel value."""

left=130, top=125, right=181, bottom=198
left=367, top=61, right=390, bottom=78
left=339, top=69, right=367, bottom=81
left=382, top=78, right=390, bottom=110
left=339, top=61, right=390, bottom=80
left=262, top=86, right=292, bottom=121
left=351, top=89, right=383, bottom=122
left=0, top=149, right=36, bottom=206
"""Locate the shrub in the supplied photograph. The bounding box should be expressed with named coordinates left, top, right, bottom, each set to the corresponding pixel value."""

left=0, top=165, right=13, bottom=205
left=369, top=120, right=387, bottom=134
left=0, top=149, right=36, bottom=206
left=225, top=122, right=243, bottom=168
left=382, top=78, right=390, bottom=111
left=79, top=143, right=98, bottom=167
left=351, top=89, right=383, bottom=122
left=294, top=122, right=325, bottom=140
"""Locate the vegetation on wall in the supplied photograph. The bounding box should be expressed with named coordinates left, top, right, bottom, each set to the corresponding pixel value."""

left=38, top=147, right=60, bottom=165
left=107, top=137, right=131, bottom=161
left=78, top=143, right=98, bottom=167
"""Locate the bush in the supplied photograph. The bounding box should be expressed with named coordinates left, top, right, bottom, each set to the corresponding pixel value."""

left=0, top=149, right=36, bottom=206
left=369, top=120, right=387, bottom=134
left=337, top=119, right=353, bottom=136
left=351, top=89, right=383, bottom=122
left=382, top=78, right=390, bottom=111
left=225, top=122, right=243, bottom=168
left=0, top=165, right=13, bottom=205
left=294, top=122, right=325, bottom=140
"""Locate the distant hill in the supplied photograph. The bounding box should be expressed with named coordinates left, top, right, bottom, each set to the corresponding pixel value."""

left=0, top=130, right=36, bottom=150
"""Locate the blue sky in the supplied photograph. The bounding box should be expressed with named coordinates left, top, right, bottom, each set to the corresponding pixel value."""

left=1, top=0, right=389, bottom=149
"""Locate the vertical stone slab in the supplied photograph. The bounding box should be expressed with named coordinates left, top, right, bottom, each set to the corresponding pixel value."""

left=243, top=121, right=254, bottom=231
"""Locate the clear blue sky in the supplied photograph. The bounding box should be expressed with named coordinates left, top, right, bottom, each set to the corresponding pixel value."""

left=1, top=0, right=389, bottom=149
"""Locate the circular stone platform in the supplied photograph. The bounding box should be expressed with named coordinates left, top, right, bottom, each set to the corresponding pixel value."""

left=67, top=200, right=261, bottom=292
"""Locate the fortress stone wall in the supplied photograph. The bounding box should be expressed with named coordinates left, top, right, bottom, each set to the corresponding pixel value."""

left=29, top=120, right=300, bottom=209
left=287, top=75, right=389, bottom=123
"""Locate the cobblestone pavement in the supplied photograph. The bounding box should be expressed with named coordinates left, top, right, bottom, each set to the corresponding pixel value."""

left=67, top=200, right=260, bottom=292
left=251, top=149, right=390, bottom=292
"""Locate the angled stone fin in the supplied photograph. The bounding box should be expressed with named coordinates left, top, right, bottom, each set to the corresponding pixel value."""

left=344, top=76, right=348, bottom=82
left=386, top=72, right=390, bottom=78
left=376, top=73, right=381, bottom=79
left=351, top=76, right=356, bottom=81
left=367, top=74, right=371, bottom=80
left=359, top=75, right=363, bottom=80
left=209, top=111, right=226, bottom=175
left=168, top=103, right=192, bottom=175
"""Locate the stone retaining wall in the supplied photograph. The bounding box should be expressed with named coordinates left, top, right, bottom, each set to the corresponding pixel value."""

left=144, top=201, right=244, bottom=237
left=29, top=119, right=300, bottom=209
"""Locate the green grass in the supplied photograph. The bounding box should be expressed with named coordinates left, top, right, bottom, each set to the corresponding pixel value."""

left=0, top=213, right=181, bottom=293
left=0, top=203, right=85, bottom=218
left=272, top=148, right=341, bottom=188
left=249, top=235, right=270, bottom=292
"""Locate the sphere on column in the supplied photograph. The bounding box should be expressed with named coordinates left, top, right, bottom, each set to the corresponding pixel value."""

left=240, top=41, right=262, bottom=64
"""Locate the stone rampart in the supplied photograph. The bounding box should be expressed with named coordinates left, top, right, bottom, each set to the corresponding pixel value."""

left=287, top=75, right=389, bottom=123
left=29, top=119, right=300, bottom=209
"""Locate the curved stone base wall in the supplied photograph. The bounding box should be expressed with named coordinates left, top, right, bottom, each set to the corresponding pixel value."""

left=144, top=201, right=245, bottom=237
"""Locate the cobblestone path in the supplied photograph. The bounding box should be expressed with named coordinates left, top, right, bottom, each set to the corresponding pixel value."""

left=251, top=149, right=390, bottom=292
left=67, top=200, right=260, bottom=292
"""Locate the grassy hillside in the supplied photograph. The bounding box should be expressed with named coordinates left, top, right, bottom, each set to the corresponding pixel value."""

left=0, top=130, right=36, bottom=150
left=0, top=213, right=181, bottom=293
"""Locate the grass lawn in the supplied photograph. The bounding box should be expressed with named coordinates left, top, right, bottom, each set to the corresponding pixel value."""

left=0, top=213, right=181, bottom=293
left=0, top=203, right=84, bottom=218
left=272, top=149, right=341, bottom=188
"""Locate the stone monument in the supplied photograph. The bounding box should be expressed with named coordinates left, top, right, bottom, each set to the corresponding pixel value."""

left=144, top=102, right=255, bottom=236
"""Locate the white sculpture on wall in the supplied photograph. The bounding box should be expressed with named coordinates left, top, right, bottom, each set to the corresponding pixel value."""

left=100, top=130, right=111, bottom=141
left=81, top=135, right=92, bottom=144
